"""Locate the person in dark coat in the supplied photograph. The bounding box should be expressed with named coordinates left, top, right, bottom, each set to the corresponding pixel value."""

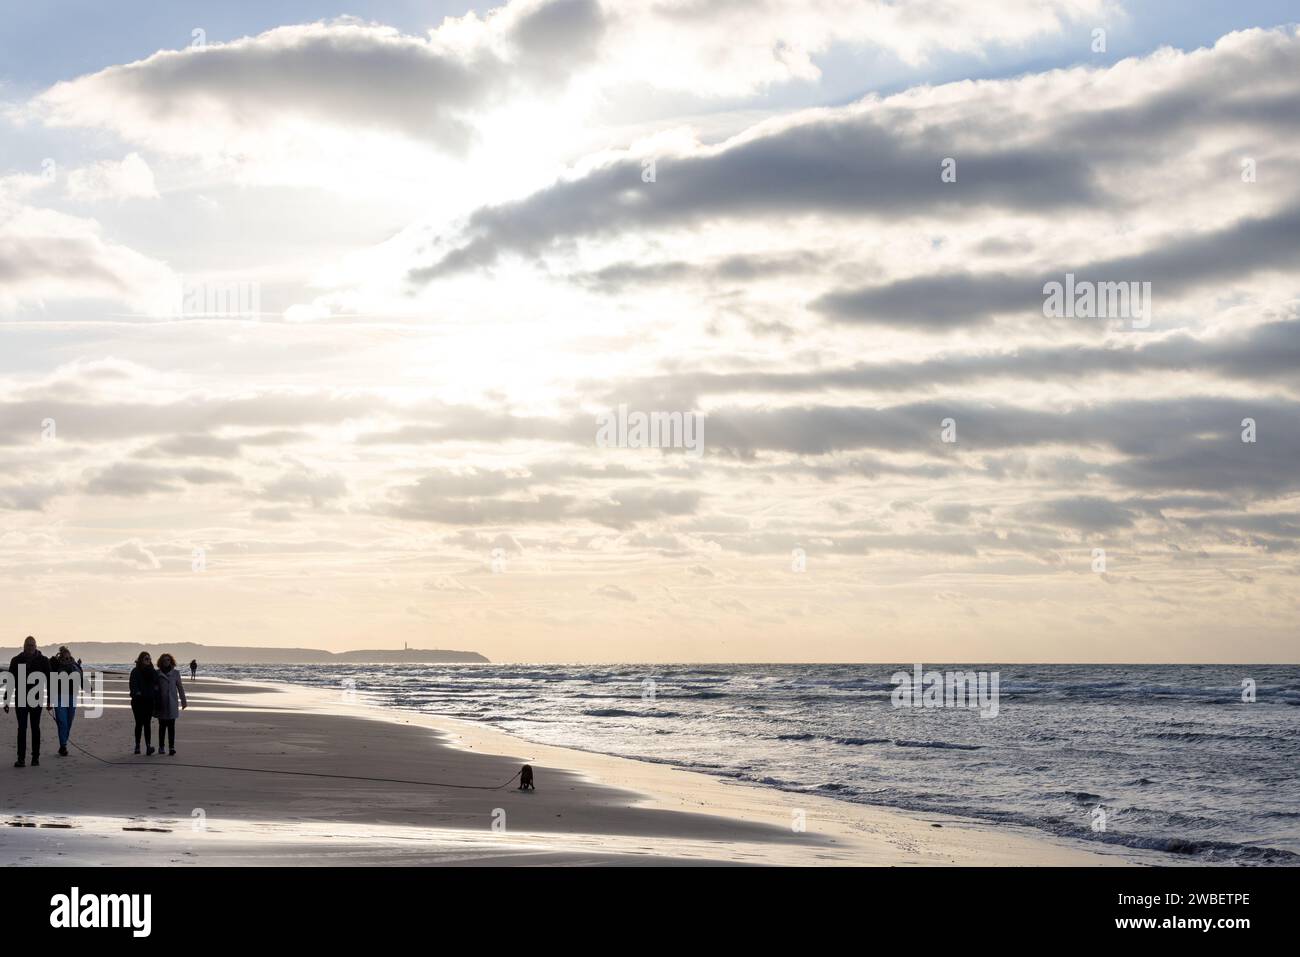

left=4, top=636, right=50, bottom=767
left=129, top=652, right=160, bottom=755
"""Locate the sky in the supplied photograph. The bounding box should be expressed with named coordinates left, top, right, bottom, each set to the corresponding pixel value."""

left=1, top=0, right=1298, bottom=663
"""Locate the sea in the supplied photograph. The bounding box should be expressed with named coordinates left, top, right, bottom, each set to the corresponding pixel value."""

left=189, top=662, right=1300, bottom=865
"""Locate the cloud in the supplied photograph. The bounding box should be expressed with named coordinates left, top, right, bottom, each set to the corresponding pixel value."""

left=110, top=539, right=161, bottom=570
left=814, top=204, right=1300, bottom=328
left=83, top=462, right=239, bottom=496
left=33, top=0, right=1105, bottom=168
left=572, top=251, right=826, bottom=293
left=590, top=0, right=1110, bottom=95
left=36, top=22, right=507, bottom=156
left=701, top=396, right=1300, bottom=493
left=410, top=109, right=1098, bottom=281
left=138, top=433, right=246, bottom=460
left=0, top=481, right=63, bottom=511
left=388, top=493, right=576, bottom=525
left=1027, top=496, right=1137, bottom=532
left=0, top=195, right=175, bottom=314
left=64, top=153, right=159, bottom=202
left=593, top=583, right=637, bottom=602
left=408, top=25, right=1300, bottom=299
left=0, top=393, right=383, bottom=447
left=611, top=317, right=1300, bottom=402
left=584, top=487, right=701, bottom=528
left=260, top=468, right=347, bottom=507
left=381, top=469, right=699, bottom=528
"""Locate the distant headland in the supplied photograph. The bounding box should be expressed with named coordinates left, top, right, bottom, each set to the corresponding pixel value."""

left=53, top=642, right=488, bottom=665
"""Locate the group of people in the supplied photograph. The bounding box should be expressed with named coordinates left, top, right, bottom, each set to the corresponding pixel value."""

left=5, top=636, right=197, bottom=766
left=128, top=651, right=189, bottom=756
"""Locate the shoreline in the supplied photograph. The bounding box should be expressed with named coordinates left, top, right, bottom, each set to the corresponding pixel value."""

left=1, top=674, right=1163, bottom=866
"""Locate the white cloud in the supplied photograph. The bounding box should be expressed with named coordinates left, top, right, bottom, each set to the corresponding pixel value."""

left=0, top=194, right=176, bottom=314
left=64, top=152, right=159, bottom=202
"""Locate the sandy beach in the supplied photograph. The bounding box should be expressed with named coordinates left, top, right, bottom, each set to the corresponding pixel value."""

left=0, top=674, right=1163, bottom=866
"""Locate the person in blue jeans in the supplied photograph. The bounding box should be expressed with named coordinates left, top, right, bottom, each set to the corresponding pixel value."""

left=49, top=646, right=82, bottom=757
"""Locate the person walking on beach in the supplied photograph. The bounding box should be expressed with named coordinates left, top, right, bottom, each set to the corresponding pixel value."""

left=49, top=646, right=83, bottom=757
left=155, top=653, right=188, bottom=756
left=4, top=636, right=50, bottom=767
left=189, top=658, right=197, bottom=681
left=129, top=652, right=159, bottom=755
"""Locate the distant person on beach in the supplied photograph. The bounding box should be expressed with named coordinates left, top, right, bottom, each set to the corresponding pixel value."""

left=155, top=654, right=188, bottom=756
left=129, top=652, right=159, bottom=755
left=4, top=636, right=50, bottom=767
left=49, top=646, right=83, bottom=757
left=189, top=659, right=197, bottom=680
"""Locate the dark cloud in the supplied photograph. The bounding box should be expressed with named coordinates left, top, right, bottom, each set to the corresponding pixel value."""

left=1176, top=511, right=1300, bottom=551
left=1027, top=496, right=1136, bottom=532
left=606, top=317, right=1300, bottom=406
left=410, top=29, right=1300, bottom=287
left=813, top=204, right=1300, bottom=328
left=47, top=25, right=499, bottom=153
left=410, top=113, right=1098, bottom=281
left=42, top=3, right=612, bottom=157
left=508, top=0, right=607, bottom=84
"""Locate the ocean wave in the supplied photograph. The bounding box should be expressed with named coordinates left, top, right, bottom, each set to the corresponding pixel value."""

left=1049, top=791, right=1103, bottom=803
left=581, top=708, right=681, bottom=718
left=1083, top=831, right=1299, bottom=864
left=1144, top=730, right=1284, bottom=744
left=893, top=740, right=981, bottom=751
left=834, top=736, right=892, bottom=746
left=772, top=732, right=891, bottom=746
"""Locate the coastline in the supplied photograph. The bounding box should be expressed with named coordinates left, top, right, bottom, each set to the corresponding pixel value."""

left=1, top=675, right=1163, bottom=866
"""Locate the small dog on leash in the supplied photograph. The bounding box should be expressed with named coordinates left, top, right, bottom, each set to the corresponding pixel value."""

left=519, top=764, right=535, bottom=790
